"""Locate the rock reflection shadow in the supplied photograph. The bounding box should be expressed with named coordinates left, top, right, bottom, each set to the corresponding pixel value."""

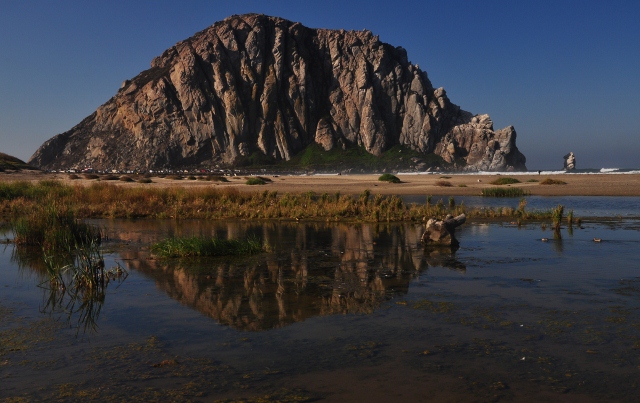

left=424, top=245, right=466, bottom=272
left=117, top=221, right=466, bottom=331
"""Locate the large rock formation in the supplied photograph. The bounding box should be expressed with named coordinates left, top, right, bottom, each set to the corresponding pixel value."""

left=30, top=14, right=526, bottom=172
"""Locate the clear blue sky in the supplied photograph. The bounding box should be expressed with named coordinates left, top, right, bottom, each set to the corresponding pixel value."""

left=1, top=0, right=638, bottom=170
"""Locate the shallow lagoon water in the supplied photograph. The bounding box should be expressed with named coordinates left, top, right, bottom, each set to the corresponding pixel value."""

left=1, top=216, right=640, bottom=402
left=403, top=195, right=640, bottom=218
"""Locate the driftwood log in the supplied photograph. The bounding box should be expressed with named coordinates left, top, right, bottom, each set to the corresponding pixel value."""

left=421, top=214, right=466, bottom=247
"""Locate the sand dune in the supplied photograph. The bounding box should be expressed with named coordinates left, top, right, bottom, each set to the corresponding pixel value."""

left=2, top=171, right=639, bottom=196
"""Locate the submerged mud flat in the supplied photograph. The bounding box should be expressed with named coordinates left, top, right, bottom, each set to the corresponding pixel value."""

left=1, top=218, right=640, bottom=402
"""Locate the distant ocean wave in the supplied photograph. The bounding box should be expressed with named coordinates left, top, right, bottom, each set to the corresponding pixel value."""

left=396, top=168, right=640, bottom=175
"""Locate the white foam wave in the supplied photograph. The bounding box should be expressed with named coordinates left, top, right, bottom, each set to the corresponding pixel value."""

left=396, top=169, right=640, bottom=176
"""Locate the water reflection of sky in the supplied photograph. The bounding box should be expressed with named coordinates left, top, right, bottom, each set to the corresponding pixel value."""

left=2, top=219, right=640, bottom=401
left=403, top=195, right=640, bottom=217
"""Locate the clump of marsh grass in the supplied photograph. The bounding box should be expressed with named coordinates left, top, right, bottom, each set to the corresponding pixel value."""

left=83, top=174, right=100, bottom=180
left=209, top=175, right=229, bottom=182
left=516, top=198, right=527, bottom=218
left=102, top=175, right=119, bottom=181
left=151, top=236, right=263, bottom=258
left=119, top=176, right=134, bottom=182
left=540, top=178, right=567, bottom=185
left=378, top=174, right=401, bottom=183
left=41, top=240, right=127, bottom=335
left=435, top=180, right=452, bottom=187
left=10, top=203, right=125, bottom=334
left=137, top=178, right=152, bottom=184
left=552, top=204, right=564, bottom=230
left=491, top=177, right=521, bottom=185
left=246, top=177, right=267, bottom=185
left=12, top=204, right=101, bottom=254
left=359, top=189, right=371, bottom=206
left=44, top=241, right=125, bottom=291
left=246, top=176, right=272, bottom=185
left=0, top=180, right=71, bottom=202
left=482, top=187, right=528, bottom=197
left=68, top=174, right=80, bottom=180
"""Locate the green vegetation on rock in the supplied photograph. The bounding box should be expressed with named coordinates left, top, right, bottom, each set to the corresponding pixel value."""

left=277, top=144, right=447, bottom=172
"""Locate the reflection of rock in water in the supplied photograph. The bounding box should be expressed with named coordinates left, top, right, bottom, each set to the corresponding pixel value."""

left=424, top=245, right=466, bottom=272
left=118, top=222, right=465, bottom=331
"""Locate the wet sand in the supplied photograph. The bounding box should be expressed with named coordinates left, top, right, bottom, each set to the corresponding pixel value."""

left=2, top=171, right=640, bottom=196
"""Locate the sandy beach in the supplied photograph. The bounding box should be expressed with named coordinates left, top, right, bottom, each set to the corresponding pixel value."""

left=2, top=171, right=640, bottom=196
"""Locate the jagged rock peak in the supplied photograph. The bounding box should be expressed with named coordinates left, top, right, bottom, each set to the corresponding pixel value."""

left=30, top=14, right=526, bottom=171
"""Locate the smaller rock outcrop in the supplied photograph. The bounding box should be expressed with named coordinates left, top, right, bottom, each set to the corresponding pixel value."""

left=563, top=152, right=576, bottom=171
left=421, top=214, right=466, bottom=247
left=0, top=152, right=35, bottom=171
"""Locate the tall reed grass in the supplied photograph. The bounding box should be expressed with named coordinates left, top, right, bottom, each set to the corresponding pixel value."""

left=12, top=203, right=101, bottom=254
left=43, top=240, right=125, bottom=291
left=9, top=201, right=126, bottom=334
left=552, top=204, right=564, bottom=230
left=41, top=241, right=127, bottom=334
left=0, top=180, right=561, bottom=222
left=481, top=187, right=528, bottom=197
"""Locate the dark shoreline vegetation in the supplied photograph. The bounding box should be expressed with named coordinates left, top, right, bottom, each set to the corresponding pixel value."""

left=0, top=180, right=566, bottom=222
left=481, top=187, right=529, bottom=197
left=9, top=201, right=127, bottom=334
left=0, top=180, right=568, bottom=222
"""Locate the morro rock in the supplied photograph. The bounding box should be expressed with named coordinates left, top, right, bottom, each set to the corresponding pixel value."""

left=30, top=14, right=527, bottom=171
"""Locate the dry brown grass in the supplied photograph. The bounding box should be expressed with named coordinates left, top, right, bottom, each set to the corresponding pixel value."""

left=0, top=180, right=559, bottom=222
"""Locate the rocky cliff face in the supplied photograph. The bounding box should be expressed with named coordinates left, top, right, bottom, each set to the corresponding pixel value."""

left=30, top=14, right=526, bottom=171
